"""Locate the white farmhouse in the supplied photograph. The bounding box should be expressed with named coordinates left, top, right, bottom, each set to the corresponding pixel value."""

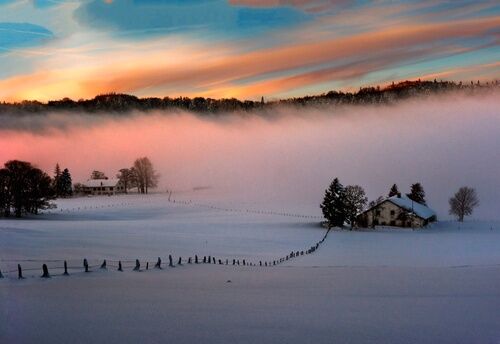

left=356, top=195, right=436, bottom=228
left=82, top=179, right=125, bottom=196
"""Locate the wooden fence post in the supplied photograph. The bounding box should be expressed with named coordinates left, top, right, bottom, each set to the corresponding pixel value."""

left=146, top=262, right=149, bottom=270
left=134, top=259, right=140, bottom=271
left=188, top=257, right=192, bottom=264
left=169, top=255, right=174, bottom=267
left=63, top=261, right=69, bottom=276
left=41, top=264, right=50, bottom=278
left=178, top=257, right=182, bottom=265
left=118, top=261, right=123, bottom=271
left=243, top=259, right=246, bottom=266
left=155, top=257, right=162, bottom=269
left=18, top=264, right=24, bottom=279
left=0, top=269, right=3, bottom=279
left=101, top=260, right=107, bottom=269
left=83, top=259, right=89, bottom=272
left=195, top=255, right=199, bottom=264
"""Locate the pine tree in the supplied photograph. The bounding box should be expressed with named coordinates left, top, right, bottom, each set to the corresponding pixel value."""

left=53, top=163, right=62, bottom=196
left=320, top=178, right=346, bottom=228
left=58, top=168, right=73, bottom=197
left=388, top=184, right=399, bottom=197
left=407, top=183, right=426, bottom=205
left=54, top=163, right=61, bottom=180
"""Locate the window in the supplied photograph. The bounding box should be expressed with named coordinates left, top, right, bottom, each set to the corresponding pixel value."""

left=390, top=210, right=395, bottom=216
left=375, top=210, right=381, bottom=216
left=390, top=220, right=396, bottom=226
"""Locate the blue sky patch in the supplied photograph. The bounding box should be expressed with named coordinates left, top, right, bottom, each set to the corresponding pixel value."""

left=0, top=22, right=54, bottom=49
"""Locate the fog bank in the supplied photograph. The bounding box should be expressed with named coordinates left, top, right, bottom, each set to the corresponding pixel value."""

left=1, top=93, right=499, bottom=219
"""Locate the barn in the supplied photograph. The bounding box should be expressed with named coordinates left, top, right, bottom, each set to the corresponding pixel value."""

left=356, top=195, right=436, bottom=229
left=82, top=179, right=125, bottom=196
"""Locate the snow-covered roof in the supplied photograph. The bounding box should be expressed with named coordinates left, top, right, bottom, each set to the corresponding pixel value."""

left=83, top=179, right=120, bottom=188
left=385, top=195, right=436, bottom=219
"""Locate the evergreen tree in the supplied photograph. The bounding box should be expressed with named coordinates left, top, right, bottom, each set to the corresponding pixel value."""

left=320, top=178, right=346, bottom=228
left=407, top=183, right=426, bottom=205
left=58, top=168, right=73, bottom=197
left=54, top=163, right=61, bottom=180
left=388, top=184, right=399, bottom=197
left=53, top=163, right=62, bottom=196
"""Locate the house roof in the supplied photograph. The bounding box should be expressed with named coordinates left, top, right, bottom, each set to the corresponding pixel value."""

left=384, top=195, right=436, bottom=219
left=83, top=179, right=120, bottom=188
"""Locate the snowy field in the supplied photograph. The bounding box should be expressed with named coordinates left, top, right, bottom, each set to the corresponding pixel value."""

left=1, top=192, right=500, bottom=343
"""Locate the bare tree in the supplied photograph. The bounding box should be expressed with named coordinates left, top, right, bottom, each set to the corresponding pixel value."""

left=133, top=157, right=159, bottom=194
left=90, top=170, right=107, bottom=180
left=344, top=185, right=368, bottom=229
left=116, top=168, right=134, bottom=193
left=449, top=187, right=479, bottom=222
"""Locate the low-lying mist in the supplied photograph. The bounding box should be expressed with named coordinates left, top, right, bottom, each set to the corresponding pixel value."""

left=1, top=92, right=499, bottom=219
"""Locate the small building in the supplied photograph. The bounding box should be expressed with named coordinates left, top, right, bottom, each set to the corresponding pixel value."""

left=356, top=195, right=436, bottom=229
left=82, top=179, right=125, bottom=196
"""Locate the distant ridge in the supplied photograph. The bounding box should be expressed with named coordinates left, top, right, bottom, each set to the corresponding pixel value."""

left=1, top=79, right=498, bottom=115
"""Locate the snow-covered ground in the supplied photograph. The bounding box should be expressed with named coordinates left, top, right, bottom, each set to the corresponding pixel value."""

left=1, top=192, right=499, bottom=343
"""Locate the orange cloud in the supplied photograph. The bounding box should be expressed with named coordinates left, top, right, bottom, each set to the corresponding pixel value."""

left=0, top=16, right=498, bottom=101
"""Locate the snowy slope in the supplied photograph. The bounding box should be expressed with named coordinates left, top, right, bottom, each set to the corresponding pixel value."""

left=1, top=192, right=499, bottom=343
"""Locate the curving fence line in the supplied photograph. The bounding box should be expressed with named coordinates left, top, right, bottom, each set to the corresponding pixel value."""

left=0, top=229, right=331, bottom=281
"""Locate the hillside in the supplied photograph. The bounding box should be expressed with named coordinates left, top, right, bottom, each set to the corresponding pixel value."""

left=1, top=79, right=498, bottom=115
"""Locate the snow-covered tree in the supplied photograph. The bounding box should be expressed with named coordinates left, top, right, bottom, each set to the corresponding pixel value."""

left=449, top=187, right=479, bottom=222
left=320, top=178, right=346, bottom=228
left=407, top=183, right=426, bottom=205
left=344, top=185, right=368, bottom=229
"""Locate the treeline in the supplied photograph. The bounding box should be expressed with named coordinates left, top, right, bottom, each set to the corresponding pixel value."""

left=1, top=79, right=498, bottom=115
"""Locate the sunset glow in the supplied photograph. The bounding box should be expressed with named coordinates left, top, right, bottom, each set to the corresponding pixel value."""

left=0, top=1, right=499, bottom=101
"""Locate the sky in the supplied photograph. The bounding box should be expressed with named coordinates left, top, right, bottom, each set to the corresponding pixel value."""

left=0, top=0, right=499, bottom=101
